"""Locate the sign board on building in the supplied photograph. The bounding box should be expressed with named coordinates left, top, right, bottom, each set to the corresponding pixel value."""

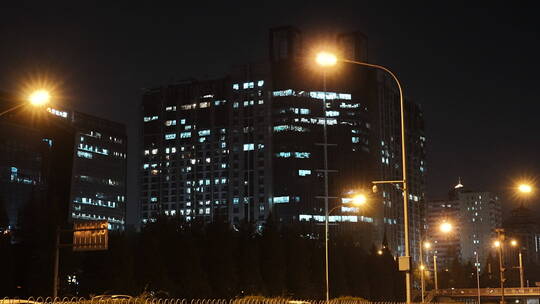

left=73, top=220, right=108, bottom=251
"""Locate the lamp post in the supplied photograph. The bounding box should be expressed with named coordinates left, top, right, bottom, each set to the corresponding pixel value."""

left=494, top=229, right=506, bottom=304
left=324, top=193, right=367, bottom=303
left=420, top=240, right=432, bottom=302
left=0, top=89, right=51, bottom=117
left=475, top=252, right=481, bottom=304
left=510, top=239, right=525, bottom=288
left=433, top=221, right=453, bottom=293
left=315, top=51, right=411, bottom=304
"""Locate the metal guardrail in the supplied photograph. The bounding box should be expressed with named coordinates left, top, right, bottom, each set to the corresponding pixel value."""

left=436, top=287, right=540, bottom=297
left=0, top=298, right=453, bottom=304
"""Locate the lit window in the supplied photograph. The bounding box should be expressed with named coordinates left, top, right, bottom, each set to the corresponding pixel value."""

left=243, top=143, right=254, bottom=151
left=198, top=130, right=210, bottom=136
left=144, top=150, right=150, bottom=155
left=257, top=80, right=264, bottom=87
left=143, top=116, right=158, bottom=122
left=275, top=152, right=291, bottom=158
left=326, top=111, right=340, bottom=117
left=165, top=133, right=176, bottom=140
left=180, top=132, right=191, bottom=138
left=298, top=170, right=311, bottom=176
left=352, top=137, right=360, bottom=143
left=233, top=102, right=239, bottom=108
left=165, top=120, right=177, bottom=126
left=77, top=151, right=93, bottom=159
left=273, top=196, right=289, bottom=204
left=233, top=84, right=239, bottom=90
left=294, top=152, right=310, bottom=159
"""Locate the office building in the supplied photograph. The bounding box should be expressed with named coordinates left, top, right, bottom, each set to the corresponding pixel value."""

left=140, top=26, right=427, bottom=257
left=427, top=181, right=502, bottom=269
left=0, top=91, right=127, bottom=232
left=48, top=107, right=128, bottom=230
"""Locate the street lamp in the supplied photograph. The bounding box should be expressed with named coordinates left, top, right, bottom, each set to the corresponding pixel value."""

left=324, top=192, right=368, bottom=303
left=315, top=51, right=411, bottom=304
left=419, top=240, right=432, bottom=302
left=432, top=221, right=454, bottom=293
left=517, top=184, right=533, bottom=194
left=494, top=229, right=506, bottom=304
left=510, top=239, right=525, bottom=288
left=0, top=89, right=51, bottom=117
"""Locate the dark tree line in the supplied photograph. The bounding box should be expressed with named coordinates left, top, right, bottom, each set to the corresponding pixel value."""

left=0, top=215, right=405, bottom=300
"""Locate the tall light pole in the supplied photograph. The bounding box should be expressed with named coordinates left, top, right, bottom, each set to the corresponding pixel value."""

left=475, top=252, right=481, bottom=304
left=494, top=229, right=506, bottom=304
left=434, top=221, right=453, bottom=293
left=316, top=52, right=336, bottom=303
left=315, top=51, right=411, bottom=304
left=420, top=240, right=432, bottom=302
left=324, top=193, right=367, bottom=303
left=510, top=239, right=525, bottom=288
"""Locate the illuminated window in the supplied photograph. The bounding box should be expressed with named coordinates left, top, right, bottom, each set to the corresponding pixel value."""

left=326, top=110, right=340, bottom=117
left=165, top=120, right=177, bottom=126
left=352, top=137, right=360, bottom=143
left=243, top=143, right=254, bottom=151
left=298, top=170, right=311, bottom=176
left=165, top=133, right=176, bottom=140
left=151, top=149, right=158, bottom=155
left=77, top=151, right=93, bottom=159
left=273, top=196, right=289, bottom=204
left=143, top=116, right=158, bottom=122
left=233, top=102, right=239, bottom=108
left=180, top=132, right=191, bottom=138
left=165, top=106, right=176, bottom=111
left=257, top=80, right=264, bottom=87
left=300, top=108, right=310, bottom=115
left=275, top=152, right=291, bottom=158
left=294, top=152, right=310, bottom=159
left=198, top=129, right=210, bottom=136
left=258, top=100, right=264, bottom=105
left=233, top=84, right=239, bottom=90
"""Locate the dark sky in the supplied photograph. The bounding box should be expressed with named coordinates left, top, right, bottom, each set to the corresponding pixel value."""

left=2, top=1, right=539, bottom=224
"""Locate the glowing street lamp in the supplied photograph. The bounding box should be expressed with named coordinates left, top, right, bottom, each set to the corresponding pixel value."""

left=493, top=240, right=501, bottom=248
left=518, top=183, right=533, bottom=194
left=28, top=89, right=51, bottom=106
left=352, top=193, right=367, bottom=206
left=316, top=52, right=338, bottom=67
left=440, top=222, right=453, bottom=233
left=0, top=89, right=51, bottom=117
left=424, top=241, right=432, bottom=249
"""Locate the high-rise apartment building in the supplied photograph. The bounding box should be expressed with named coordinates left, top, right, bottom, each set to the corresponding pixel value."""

left=427, top=181, right=502, bottom=269
left=140, top=26, right=427, bottom=257
left=0, top=92, right=127, bottom=232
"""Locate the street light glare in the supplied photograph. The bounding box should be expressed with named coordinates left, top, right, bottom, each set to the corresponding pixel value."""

left=316, top=52, right=337, bottom=67
left=28, top=89, right=51, bottom=106
left=352, top=193, right=367, bottom=206
left=424, top=241, right=432, bottom=249
left=511, top=239, right=518, bottom=247
left=518, top=183, right=533, bottom=194
left=440, top=222, right=453, bottom=233
left=494, top=240, right=501, bottom=248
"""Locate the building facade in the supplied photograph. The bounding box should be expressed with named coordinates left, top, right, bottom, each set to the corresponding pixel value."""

left=0, top=92, right=127, bottom=232
left=426, top=181, right=502, bottom=269
left=68, top=110, right=128, bottom=230
left=139, top=26, right=427, bottom=257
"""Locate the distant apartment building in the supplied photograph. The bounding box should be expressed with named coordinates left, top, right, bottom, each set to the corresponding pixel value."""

left=139, top=26, right=427, bottom=258
left=504, top=205, right=540, bottom=265
left=0, top=91, right=127, bottom=231
left=427, top=181, right=502, bottom=269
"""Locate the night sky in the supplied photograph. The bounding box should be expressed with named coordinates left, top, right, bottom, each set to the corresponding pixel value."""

left=2, top=1, right=539, bottom=224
